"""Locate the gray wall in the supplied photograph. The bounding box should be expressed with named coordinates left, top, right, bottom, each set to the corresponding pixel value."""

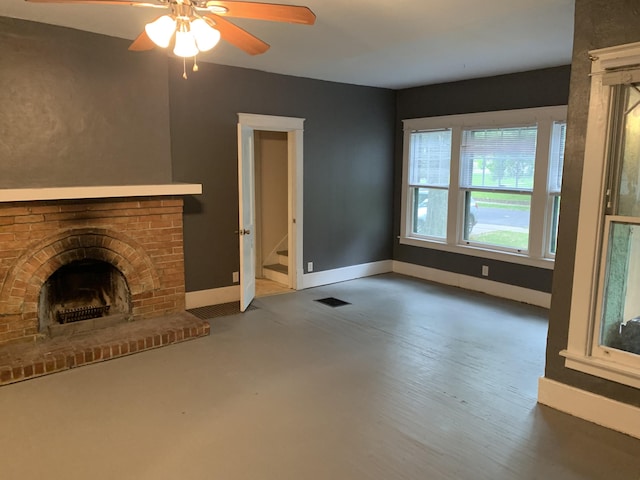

left=0, top=17, right=396, bottom=294
left=0, top=17, right=172, bottom=187
left=168, top=60, right=396, bottom=291
left=545, top=0, right=640, bottom=406
left=393, top=66, right=572, bottom=293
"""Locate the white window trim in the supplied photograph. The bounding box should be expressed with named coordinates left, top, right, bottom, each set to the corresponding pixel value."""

left=400, top=106, right=567, bottom=270
left=561, top=40, right=640, bottom=389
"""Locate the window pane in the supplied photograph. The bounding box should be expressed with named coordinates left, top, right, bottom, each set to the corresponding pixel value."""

left=464, top=190, right=531, bottom=251
left=549, top=196, right=561, bottom=255
left=409, top=130, right=451, bottom=186
left=600, top=221, right=640, bottom=355
left=460, top=126, right=537, bottom=190
left=549, top=122, right=566, bottom=194
left=411, top=187, right=448, bottom=238
left=615, top=84, right=640, bottom=216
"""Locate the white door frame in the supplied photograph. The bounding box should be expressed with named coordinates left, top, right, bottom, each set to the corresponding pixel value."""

left=237, top=113, right=304, bottom=290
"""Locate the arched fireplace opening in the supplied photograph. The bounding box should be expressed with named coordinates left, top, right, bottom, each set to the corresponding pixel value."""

left=38, top=259, right=132, bottom=336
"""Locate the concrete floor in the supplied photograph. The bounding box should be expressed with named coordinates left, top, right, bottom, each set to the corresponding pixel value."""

left=1, top=273, right=640, bottom=479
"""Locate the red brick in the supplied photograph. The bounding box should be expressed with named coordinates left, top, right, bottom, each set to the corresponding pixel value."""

left=75, top=351, right=85, bottom=365
left=0, top=369, right=12, bottom=383
left=132, top=291, right=154, bottom=301
left=102, top=346, right=112, bottom=360
left=29, top=205, right=61, bottom=214
left=54, top=354, right=67, bottom=370
left=44, top=359, right=55, bottom=373
left=28, top=221, right=60, bottom=232
left=0, top=331, right=23, bottom=343
left=122, top=222, right=151, bottom=231
left=66, top=354, right=76, bottom=369
left=33, top=362, right=44, bottom=375
left=154, top=301, right=177, bottom=312
left=160, top=199, right=183, bottom=207
left=14, top=214, right=45, bottom=224
left=10, top=287, right=26, bottom=298
left=0, top=206, right=32, bottom=216
left=11, top=366, right=23, bottom=380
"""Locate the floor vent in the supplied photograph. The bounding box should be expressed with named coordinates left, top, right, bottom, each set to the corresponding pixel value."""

left=315, top=297, right=351, bottom=308
left=188, top=302, right=258, bottom=320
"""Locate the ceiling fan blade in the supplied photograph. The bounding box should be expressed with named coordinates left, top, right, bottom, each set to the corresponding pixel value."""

left=205, top=14, right=269, bottom=55
left=128, top=30, right=156, bottom=51
left=25, top=0, right=163, bottom=7
left=205, top=1, right=315, bottom=25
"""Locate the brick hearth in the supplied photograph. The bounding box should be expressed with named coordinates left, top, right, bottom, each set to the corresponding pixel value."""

left=0, top=311, right=209, bottom=386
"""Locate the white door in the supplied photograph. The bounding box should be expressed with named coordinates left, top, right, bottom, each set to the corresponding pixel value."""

left=238, top=123, right=256, bottom=312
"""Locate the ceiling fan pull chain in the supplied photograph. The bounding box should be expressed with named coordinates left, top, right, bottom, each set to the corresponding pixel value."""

left=193, top=56, right=199, bottom=72
left=182, top=57, right=188, bottom=80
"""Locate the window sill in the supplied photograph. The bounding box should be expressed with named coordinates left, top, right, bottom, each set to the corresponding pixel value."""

left=560, top=349, right=640, bottom=389
left=398, top=235, right=555, bottom=270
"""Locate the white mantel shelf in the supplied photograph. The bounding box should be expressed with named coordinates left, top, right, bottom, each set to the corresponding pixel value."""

left=0, top=184, right=202, bottom=202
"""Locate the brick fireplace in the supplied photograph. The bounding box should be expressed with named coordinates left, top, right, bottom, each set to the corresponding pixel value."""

left=0, top=185, right=209, bottom=384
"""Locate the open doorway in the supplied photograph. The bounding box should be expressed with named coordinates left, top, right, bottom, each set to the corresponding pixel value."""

left=254, top=130, right=291, bottom=297
left=237, top=114, right=304, bottom=310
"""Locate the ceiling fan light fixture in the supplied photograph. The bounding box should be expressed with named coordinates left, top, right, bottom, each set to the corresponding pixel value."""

left=173, top=23, right=199, bottom=58
left=144, top=14, right=176, bottom=49
left=190, top=18, right=220, bottom=52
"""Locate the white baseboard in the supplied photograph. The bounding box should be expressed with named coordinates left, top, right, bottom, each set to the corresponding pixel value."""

left=185, top=286, right=240, bottom=309
left=302, top=260, right=393, bottom=289
left=538, top=377, right=640, bottom=439
left=186, top=260, right=550, bottom=308
left=185, top=260, right=392, bottom=308
left=392, top=261, right=551, bottom=308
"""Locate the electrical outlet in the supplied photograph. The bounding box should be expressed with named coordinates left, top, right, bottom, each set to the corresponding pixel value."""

left=482, top=265, right=489, bottom=277
left=307, top=262, right=314, bottom=273
left=232, top=271, right=239, bottom=283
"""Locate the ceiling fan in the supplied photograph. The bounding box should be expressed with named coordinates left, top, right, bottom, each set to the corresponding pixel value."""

left=24, top=0, right=316, bottom=60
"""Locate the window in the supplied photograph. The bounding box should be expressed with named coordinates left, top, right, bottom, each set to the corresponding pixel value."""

left=400, top=106, right=567, bottom=268
left=408, top=129, right=451, bottom=239
left=548, top=121, right=566, bottom=255
left=562, top=41, right=640, bottom=388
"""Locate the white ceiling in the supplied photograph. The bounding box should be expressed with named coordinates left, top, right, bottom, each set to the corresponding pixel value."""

left=0, top=0, right=576, bottom=89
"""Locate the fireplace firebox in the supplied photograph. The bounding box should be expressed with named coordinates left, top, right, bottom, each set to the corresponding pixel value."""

left=38, top=259, right=132, bottom=336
